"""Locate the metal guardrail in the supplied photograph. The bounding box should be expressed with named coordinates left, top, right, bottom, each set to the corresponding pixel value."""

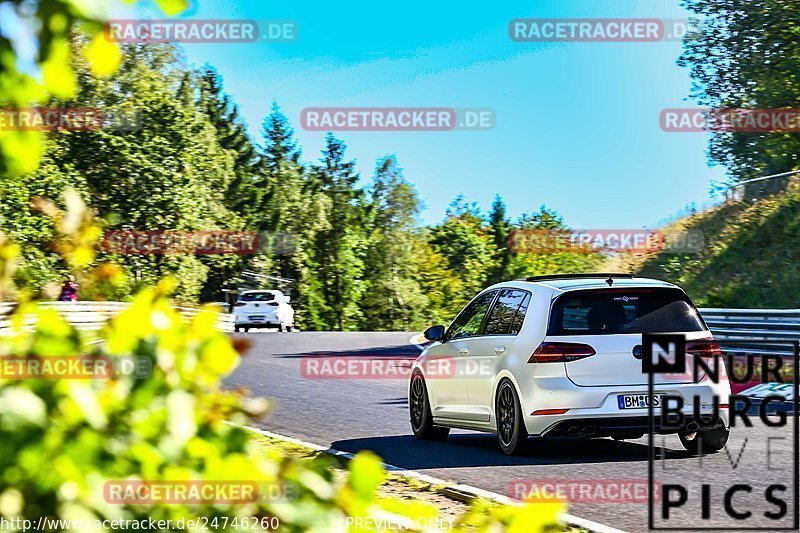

left=724, top=169, right=800, bottom=203
left=0, top=303, right=797, bottom=347
left=699, top=308, right=800, bottom=356
left=0, top=301, right=235, bottom=333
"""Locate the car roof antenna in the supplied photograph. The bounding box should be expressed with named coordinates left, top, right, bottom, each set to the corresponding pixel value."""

left=606, top=275, right=614, bottom=287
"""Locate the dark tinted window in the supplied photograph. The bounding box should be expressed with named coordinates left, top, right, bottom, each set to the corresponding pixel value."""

left=448, top=291, right=497, bottom=339
left=239, top=292, right=275, bottom=302
left=484, top=289, right=530, bottom=335
left=548, top=288, right=705, bottom=335
left=510, top=292, right=530, bottom=334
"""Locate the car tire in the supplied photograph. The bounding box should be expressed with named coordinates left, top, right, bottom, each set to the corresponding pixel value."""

left=495, top=379, right=528, bottom=455
left=243, top=327, right=249, bottom=333
left=278, top=324, right=284, bottom=332
left=286, top=325, right=293, bottom=332
left=679, top=426, right=729, bottom=455
left=409, top=372, right=450, bottom=440
left=234, top=326, right=240, bottom=333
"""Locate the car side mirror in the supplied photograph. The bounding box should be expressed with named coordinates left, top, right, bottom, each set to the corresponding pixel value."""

left=423, top=325, right=446, bottom=342
left=284, top=295, right=291, bottom=303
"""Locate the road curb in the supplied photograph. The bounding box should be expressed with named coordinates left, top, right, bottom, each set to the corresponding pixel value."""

left=245, top=426, right=628, bottom=533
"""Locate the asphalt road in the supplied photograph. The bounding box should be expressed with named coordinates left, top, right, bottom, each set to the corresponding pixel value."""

left=224, top=332, right=798, bottom=533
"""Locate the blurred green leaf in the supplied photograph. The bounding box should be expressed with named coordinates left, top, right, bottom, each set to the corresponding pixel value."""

left=41, top=39, right=77, bottom=99
left=84, top=34, right=122, bottom=78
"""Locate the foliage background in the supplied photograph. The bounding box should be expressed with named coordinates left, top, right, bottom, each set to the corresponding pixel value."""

left=1, top=22, right=604, bottom=331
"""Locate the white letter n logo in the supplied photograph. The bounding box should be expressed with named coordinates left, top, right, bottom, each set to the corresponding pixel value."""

left=643, top=334, right=686, bottom=374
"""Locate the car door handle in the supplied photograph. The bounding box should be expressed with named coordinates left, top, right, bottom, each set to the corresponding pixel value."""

left=458, top=348, right=470, bottom=356
left=494, top=346, right=506, bottom=355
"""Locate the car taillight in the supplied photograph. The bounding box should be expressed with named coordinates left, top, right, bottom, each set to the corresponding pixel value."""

left=687, top=337, right=725, bottom=381
left=529, top=342, right=596, bottom=363
left=687, top=339, right=722, bottom=358
left=234, top=302, right=246, bottom=307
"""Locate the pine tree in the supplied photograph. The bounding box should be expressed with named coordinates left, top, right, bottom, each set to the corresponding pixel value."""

left=311, top=133, right=366, bottom=330
left=262, top=102, right=301, bottom=175
left=199, top=67, right=264, bottom=226
left=488, top=195, right=512, bottom=284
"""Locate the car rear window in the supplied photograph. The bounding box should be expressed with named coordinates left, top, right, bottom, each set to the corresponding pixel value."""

left=239, top=292, right=275, bottom=302
left=548, top=288, right=706, bottom=335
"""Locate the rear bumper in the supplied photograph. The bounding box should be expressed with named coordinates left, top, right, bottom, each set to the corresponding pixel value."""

left=519, top=378, right=731, bottom=436
left=235, top=321, right=280, bottom=328
left=541, top=414, right=726, bottom=438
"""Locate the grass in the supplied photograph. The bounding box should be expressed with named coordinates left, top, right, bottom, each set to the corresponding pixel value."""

left=616, top=185, right=800, bottom=308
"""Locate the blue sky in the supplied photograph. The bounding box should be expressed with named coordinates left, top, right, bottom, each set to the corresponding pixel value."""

left=122, top=0, right=726, bottom=228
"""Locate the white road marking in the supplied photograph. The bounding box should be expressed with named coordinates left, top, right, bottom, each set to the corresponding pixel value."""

left=408, top=333, right=428, bottom=351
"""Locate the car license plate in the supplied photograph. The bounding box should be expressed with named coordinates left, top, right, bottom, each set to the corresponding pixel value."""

left=249, top=315, right=265, bottom=322
left=617, top=394, right=664, bottom=410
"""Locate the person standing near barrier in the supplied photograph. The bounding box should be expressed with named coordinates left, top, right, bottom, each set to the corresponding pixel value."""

left=58, top=275, right=79, bottom=301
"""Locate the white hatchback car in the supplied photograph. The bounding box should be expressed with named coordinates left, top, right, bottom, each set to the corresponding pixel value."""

left=409, top=274, right=731, bottom=455
left=233, top=290, right=294, bottom=333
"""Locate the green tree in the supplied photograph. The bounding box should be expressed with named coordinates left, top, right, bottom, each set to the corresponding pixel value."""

left=60, top=42, right=240, bottom=301
left=258, top=104, right=324, bottom=326
left=508, top=206, right=604, bottom=278
left=196, top=67, right=271, bottom=302
left=428, top=196, right=499, bottom=301
left=488, top=195, right=512, bottom=284
left=198, top=67, right=264, bottom=226
left=361, top=156, right=428, bottom=330
left=262, top=101, right=301, bottom=175
left=310, top=133, right=367, bottom=330
left=415, top=240, right=465, bottom=325
left=678, top=0, right=800, bottom=180
left=0, top=144, right=87, bottom=296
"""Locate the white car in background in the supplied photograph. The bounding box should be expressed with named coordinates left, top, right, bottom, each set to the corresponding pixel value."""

left=233, top=290, right=294, bottom=333
left=409, top=274, right=731, bottom=455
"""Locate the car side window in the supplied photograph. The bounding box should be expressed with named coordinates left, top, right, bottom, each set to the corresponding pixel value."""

left=448, top=291, right=497, bottom=339
left=509, top=292, right=531, bottom=334
left=485, top=289, right=531, bottom=335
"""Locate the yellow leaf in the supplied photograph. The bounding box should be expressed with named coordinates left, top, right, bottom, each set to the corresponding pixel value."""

left=0, top=129, right=43, bottom=176
left=348, top=452, right=385, bottom=499
left=156, top=0, right=189, bottom=16
left=191, top=307, right=218, bottom=339
left=84, top=34, right=121, bottom=78
left=200, top=337, right=239, bottom=376
left=41, top=40, right=76, bottom=99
